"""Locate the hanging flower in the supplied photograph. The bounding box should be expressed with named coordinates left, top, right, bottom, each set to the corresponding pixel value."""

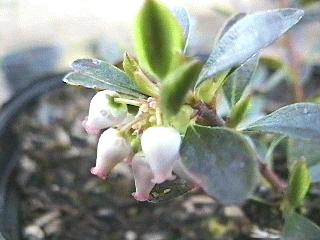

left=91, top=128, right=132, bottom=180
left=82, top=90, right=128, bottom=135
left=131, top=153, right=155, bottom=201
left=141, top=127, right=181, bottom=184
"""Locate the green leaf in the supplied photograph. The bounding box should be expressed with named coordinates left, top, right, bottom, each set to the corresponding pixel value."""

left=169, top=105, right=194, bottom=134
left=282, top=212, right=320, bottom=240
left=122, top=52, right=139, bottom=81
left=64, top=59, right=144, bottom=97
left=215, top=13, right=246, bottom=43
left=134, top=0, right=185, bottom=78
left=196, top=8, right=304, bottom=87
left=180, top=125, right=258, bottom=205
left=243, top=103, right=320, bottom=140
left=287, top=161, right=311, bottom=209
left=195, top=70, right=231, bottom=103
left=161, top=60, right=201, bottom=115
left=215, top=13, right=259, bottom=107
left=123, top=53, right=159, bottom=97
left=224, top=57, right=259, bottom=107
left=227, top=97, right=252, bottom=128
left=150, top=177, right=193, bottom=203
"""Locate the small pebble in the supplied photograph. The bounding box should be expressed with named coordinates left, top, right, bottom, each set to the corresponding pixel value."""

left=24, top=225, right=45, bottom=240
left=125, top=230, right=137, bottom=240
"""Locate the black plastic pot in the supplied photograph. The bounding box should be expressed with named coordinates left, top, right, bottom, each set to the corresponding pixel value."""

left=1, top=46, right=62, bottom=92
left=0, top=73, right=66, bottom=240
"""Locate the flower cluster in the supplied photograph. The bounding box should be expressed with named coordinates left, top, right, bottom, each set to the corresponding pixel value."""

left=83, top=90, right=190, bottom=201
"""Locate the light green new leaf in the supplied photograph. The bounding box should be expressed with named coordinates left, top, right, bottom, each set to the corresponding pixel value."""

left=134, top=0, right=185, bottom=79
left=64, top=59, right=144, bottom=97
left=161, top=60, right=201, bottom=115
left=123, top=53, right=159, bottom=97
left=287, top=161, right=311, bottom=209
left=227, top=97, right=252, bottom=128
left=288, top=138, right=320, bottom=183
left=282, top=212, right=320, bottom=240
left=243, top=103, right=320, bottom=140
left=180, top=125, right=258, bottom=205
left=196, top=8, right=304, bottom=88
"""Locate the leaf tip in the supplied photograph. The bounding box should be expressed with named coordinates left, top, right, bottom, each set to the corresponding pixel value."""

left=62, top=72, right=73, bottom=83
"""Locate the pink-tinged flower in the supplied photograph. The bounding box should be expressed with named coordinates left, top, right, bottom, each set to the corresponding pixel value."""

left=141, top=127, right=181, bottom=184
left=83, top=90, right=127, bottom=135
left=131, top=153, right=155, bottom=201
left=91, top=128, right=132, bottom=180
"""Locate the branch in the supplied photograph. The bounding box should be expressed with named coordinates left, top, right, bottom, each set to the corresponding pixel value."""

left=194, top=103, right=225, bottom=127
left=259, top=162, right=288, bottom=194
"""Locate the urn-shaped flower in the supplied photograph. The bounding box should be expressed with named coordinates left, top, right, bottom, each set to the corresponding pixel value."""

left=83, top=90, right=127, bottom=135
left=141, top=127, right=181, bottom=184
left=91, top=128, right=132, bottom=179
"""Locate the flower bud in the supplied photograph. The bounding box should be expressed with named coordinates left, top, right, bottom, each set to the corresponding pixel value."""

left=131, top=153, right=155, bottom=201
left=91, top=128, right=132, bottom=179
left=141, top=127, right=181, bottom=184
left=83, top=90, right=127, bottom=135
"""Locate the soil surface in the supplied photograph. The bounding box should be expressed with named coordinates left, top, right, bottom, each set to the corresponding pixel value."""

left=12, top=85, right=318, bottom=240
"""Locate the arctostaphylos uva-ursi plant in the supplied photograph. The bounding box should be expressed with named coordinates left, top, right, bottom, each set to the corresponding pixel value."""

left=63, top=0, right=320, bottom=238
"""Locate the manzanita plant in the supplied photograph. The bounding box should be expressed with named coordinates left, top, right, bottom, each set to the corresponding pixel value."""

left=63, top=0, right=320, bottom=238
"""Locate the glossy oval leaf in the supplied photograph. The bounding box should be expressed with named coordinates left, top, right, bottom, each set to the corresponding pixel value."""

left=63, top=59, right=145, bottom=97
left=161, top=60, right=201, bottom=115
left=243, top=103, right=320, bottom=140
left=196, top=8, right=304, bottom=87
left=134, top=0, right=185, bottom=78
left=282, top=213, right=320, bottom=240
left=215, top=13, right=246, bottom=43
left=180, top=125, right=259, bottom=205
left=215, top=13, right=259, bottom=107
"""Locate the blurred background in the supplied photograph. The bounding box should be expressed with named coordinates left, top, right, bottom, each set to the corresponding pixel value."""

left=1, top=0, right=312, bottom=102
left=0, top=0, right=319, bottom=239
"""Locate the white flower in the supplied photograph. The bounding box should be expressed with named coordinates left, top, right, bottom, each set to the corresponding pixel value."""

left=131, top=153, right=155, bottom=201
left=91, top=128, right=132, bottom=179
left=141, top=127, right=181, bottom=184
left=82, top=90, right=127, bottom=135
